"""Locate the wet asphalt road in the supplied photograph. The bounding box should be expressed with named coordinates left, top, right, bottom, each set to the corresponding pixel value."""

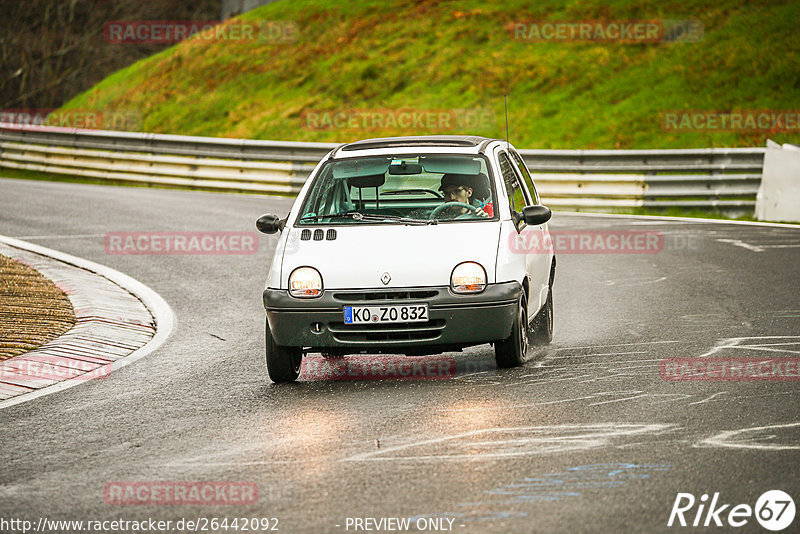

left=1, top=177, right=799, bottom=534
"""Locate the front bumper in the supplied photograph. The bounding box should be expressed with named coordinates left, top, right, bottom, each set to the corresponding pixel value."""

left=263, top=282, right=521, bottom=353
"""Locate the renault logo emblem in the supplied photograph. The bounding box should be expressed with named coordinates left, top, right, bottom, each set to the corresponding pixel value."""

left=380, top=272, right=391, bottom=285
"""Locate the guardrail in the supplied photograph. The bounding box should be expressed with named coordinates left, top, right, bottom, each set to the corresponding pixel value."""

left=0, top=123, right=335, bottom=195
left=520, top=148, right=765, bottom=211
left=0, top=123, right=765, bottom=212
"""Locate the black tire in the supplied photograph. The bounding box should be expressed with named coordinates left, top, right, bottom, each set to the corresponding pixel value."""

left=265, top=318, right=302, bottom=383
left=529, top=285, right=553, bottom=345
left=495, top=294, right=529, bottom=368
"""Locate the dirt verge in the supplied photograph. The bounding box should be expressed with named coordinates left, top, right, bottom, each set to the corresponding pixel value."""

left=0, top=254, right=76, bottom=360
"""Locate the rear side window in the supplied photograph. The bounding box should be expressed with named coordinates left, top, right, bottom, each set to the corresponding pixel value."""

left=510, top=150, right=539, bottom=204
left=498, top=152, right=527, bottom=214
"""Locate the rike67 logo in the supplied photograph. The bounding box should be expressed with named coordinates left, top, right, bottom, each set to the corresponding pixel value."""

left=668, top=490, right=795, bottom=530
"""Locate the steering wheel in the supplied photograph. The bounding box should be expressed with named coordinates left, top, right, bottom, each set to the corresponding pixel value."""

left=429, top=202, right=480, bottom=220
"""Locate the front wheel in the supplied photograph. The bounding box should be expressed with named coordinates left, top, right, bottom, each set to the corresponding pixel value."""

left=265, top=318, right=302, bottom=383
left=495, top=294, right=529, bottom=368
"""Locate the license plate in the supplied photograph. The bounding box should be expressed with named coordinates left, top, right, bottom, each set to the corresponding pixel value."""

left=344, top=304, right=429, bottom=324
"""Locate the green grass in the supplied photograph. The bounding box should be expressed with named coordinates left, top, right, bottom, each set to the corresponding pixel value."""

left=58, top=0, right=800, bottom=149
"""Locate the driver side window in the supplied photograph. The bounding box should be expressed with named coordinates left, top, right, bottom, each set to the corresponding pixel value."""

left=510, top=150, right=539, bottom=204
left=498, top=152, right=527, bottom=215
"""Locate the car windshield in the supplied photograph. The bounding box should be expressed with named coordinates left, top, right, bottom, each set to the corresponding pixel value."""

left=297, top=154, right=497, bottom=225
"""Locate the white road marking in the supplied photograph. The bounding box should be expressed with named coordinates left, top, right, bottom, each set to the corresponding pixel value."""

left=699, top=336, right=800, bottom=358
left=578, top=373, right=645, bottom=383
left=589, top=394, right=650, bottom=406
left=604, top=276, right=667, bottom=287
left=555, top=341, right=680, bottom=351
left=688, top=392, right=727, bottom=406
left=534, top=395, right=606, bottom=405
left=650, top=394, right=694, bottom=404
left=725, top=345, right=800, bottom=355
left=716, top=238, right=765, bottom=252
left=697, top=422, right=800, bottom=451
left=503, top=374, right=595, bottom=385
left=544, top=351, right=647, bottom=360
left=342, top=423, right=675, bottom=461
left=532, top=390, right=643, bottom=406
left=617, top=439, right=692, bottom=449
left=716, top=240, right=800, bottom=252
left=549, top=359, right=662, bottom=368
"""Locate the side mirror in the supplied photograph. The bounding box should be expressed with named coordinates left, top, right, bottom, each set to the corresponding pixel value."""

left=522, top=205, right=552, bottom=226
left=256, top=213, right=285, bottom=234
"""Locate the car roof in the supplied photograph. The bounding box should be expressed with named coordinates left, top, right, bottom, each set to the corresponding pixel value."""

left=330, top=135, right=508, bottom=158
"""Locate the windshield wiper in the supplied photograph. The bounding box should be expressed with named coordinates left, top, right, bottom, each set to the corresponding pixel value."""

left=381, top=189, right=443, bottom=198
left=377, top=215, right=437, bottom=226
left=300, top=211, right=436, bottom=225
left=300, top=213, right=361, bottom=221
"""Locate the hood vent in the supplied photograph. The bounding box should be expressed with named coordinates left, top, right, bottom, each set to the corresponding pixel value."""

left=299, top=228, right=338, bottom=241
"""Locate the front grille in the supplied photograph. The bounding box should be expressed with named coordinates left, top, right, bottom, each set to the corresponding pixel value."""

left=333, top=290, right=438, bottom=302
left=328, top=319, right=445, bottom=343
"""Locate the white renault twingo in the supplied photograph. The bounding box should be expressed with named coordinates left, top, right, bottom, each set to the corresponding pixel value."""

left=257, top=136, right=555, bottom=382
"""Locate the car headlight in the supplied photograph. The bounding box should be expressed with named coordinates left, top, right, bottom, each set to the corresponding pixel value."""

left=289, top=266, right=323, bottom=298
left=451, top=262, right=486, bottom=294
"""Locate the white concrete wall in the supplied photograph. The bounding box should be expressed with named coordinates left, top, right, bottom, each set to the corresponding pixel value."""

left=756, top=140, right=800, bottom=222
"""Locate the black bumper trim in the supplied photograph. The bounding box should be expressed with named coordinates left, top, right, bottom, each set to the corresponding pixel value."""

left=263, top=282, right=521, bottom=352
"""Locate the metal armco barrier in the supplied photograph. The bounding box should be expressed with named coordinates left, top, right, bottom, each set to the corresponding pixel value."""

left=0, top=124, right=335, bottom=195
left=0, top=123, right=765, bottom=212
left=520, top=148, right=765, bottom=211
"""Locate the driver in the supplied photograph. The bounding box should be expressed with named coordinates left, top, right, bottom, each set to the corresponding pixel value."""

left=438, top=174, right=490, bottom=218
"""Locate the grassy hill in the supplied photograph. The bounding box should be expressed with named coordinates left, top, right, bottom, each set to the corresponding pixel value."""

left=59, top=0, right=800, bottom=148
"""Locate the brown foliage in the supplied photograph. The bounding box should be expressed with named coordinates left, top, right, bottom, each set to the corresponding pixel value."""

left=0, top=0, right=221, bottom=109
